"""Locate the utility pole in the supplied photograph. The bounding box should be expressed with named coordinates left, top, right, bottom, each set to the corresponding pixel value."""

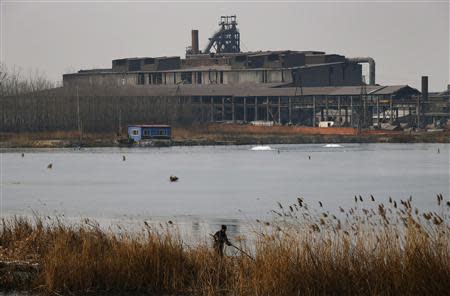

left=76, top=86, right=82, bottom=144
left=358, top=76, right=368, bottom=133
left=118, top=98, right=122, bottom=136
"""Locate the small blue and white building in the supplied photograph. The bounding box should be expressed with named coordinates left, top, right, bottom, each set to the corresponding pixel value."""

left=127, top=124, right=172, bottom=141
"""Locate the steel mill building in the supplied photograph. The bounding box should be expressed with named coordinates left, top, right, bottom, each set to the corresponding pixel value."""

left=64, top=16, right=373, bottom=89
left=2, top=16, right=445, bottom=134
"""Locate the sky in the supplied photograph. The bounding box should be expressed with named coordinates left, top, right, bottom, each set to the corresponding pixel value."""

left=1, top=0, right=449, bottom=91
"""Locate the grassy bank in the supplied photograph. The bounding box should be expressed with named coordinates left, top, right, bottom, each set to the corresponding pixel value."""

left=1, top=195, right=449, bottom=295
left=1, top=125, right=449, bottom=148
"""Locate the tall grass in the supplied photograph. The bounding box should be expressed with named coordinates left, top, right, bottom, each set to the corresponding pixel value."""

left=1, top=195, right=449, bottom=295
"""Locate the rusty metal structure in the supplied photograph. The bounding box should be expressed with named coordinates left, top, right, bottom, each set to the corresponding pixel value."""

left=204, top=15, right=240, bottom=54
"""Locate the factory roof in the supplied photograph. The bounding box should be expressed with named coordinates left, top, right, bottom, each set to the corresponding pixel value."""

left=71, top=61, right=349, bottom=75
left=60, top=84, right=419, bottom=98
left=128, top=124, right=171, bottom=128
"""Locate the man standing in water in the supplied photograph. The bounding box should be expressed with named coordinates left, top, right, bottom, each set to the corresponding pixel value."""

left=213, top=225, right=232, bottom=257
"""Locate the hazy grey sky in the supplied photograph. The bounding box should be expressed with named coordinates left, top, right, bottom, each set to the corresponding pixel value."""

left=1, top=0, right=449, bottom=90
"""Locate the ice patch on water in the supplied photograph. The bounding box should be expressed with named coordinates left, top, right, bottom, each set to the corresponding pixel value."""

left=323, top=144, right=343, bottom=148
left=251, top=145, right=273, bottom=151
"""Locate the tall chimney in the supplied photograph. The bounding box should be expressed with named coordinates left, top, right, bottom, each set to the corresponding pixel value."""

left=191, top=30, right=199, bottom=54
left=422, top=76, right=428, bottom=102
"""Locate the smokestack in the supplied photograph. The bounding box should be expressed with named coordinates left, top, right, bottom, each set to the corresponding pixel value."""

left=191, top=30, right=199, bottom=54
left=422, top=76, right=428, bottom=102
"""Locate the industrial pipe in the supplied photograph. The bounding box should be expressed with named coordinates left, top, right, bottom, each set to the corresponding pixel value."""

left=346, top=57, right=376, bottom=85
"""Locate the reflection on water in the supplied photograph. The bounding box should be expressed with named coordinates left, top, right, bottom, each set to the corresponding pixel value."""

left=1, top=143, right=449, bottom=239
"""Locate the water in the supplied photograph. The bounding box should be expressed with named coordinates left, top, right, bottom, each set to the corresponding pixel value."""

left=1, top=143, right=449, bottom=238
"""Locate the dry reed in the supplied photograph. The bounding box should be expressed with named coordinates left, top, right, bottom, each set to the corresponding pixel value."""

left=1, top=194, right=449, bottom=295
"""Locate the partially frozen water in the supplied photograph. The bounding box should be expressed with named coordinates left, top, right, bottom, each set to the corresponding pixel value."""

left=1, top=143, right=449, bottom=239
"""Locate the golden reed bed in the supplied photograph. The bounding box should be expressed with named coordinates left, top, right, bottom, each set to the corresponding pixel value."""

left=1, top=194, right=449, bottom=295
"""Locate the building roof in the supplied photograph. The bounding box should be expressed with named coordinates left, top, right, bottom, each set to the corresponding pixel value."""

left=128, top=124, right=171, bottom=128
left=61, top=83, right=419, bottom=98
left=68, top=61, right=351, bottom=76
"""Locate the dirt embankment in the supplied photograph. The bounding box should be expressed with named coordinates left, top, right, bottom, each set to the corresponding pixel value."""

left=171, top=124, right=449, bottom=145
left=1, top=124, right=448, bottom=148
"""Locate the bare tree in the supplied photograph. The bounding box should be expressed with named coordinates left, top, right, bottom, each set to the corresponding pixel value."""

left=0, top=63, right=56, bottom=97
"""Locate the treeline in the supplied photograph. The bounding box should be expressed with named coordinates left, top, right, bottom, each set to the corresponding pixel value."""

left=0, top=87, right=198, bottom=133
left=0, top=63, right=202, bottom=132
left=0, top=63, right=58, bottom=96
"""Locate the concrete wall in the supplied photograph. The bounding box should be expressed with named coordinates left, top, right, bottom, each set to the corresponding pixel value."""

left=63, top=73, right=137, bottom=88
left=64, top=63, right=359, bottom=88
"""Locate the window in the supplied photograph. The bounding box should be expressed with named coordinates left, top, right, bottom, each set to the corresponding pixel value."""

left=152, top=73, right=163, bottom=84
left=114, top=59, right=127, bottom=66
left=132, top=130, right=139, bottom=135
left=181, top=72, right=192, bottom=84
left=219, top=71, right=224, bottom=84
left=137, top=73, right=145, bottom=85
left=268, top=54, right=279, bottom=61
left=235, top=55, right=247, bottom=63
left=208, top=70, right=217, bottom=84
left=143, top=129, right=150, bottom=136
left=197, top=72, right=202, bottom=84
left=128, top=60, right=141, bottom=71
left=261, top=71, right=267, bottom=83
left=144, top=58, right=155, bottom=65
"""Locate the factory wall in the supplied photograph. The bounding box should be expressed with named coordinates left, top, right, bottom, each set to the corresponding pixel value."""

left=63, top=73, right=137, bottom=88
left=64, top=63, right=361, bottom=88
left=296, top=63, right=362, bottom=87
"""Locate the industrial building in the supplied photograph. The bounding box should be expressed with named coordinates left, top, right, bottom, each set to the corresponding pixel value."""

left=33, top=16, right=445, bottom=132
left=63, top=16, right=373, bottom=89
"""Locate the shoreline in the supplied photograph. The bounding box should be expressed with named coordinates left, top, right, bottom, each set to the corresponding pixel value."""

left=1, top=130, right=448, bottom=149
left=1, top=124, right=449, bottom=148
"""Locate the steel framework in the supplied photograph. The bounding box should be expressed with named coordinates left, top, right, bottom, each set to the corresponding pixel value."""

left=204, top=15, right=240, bottom=54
